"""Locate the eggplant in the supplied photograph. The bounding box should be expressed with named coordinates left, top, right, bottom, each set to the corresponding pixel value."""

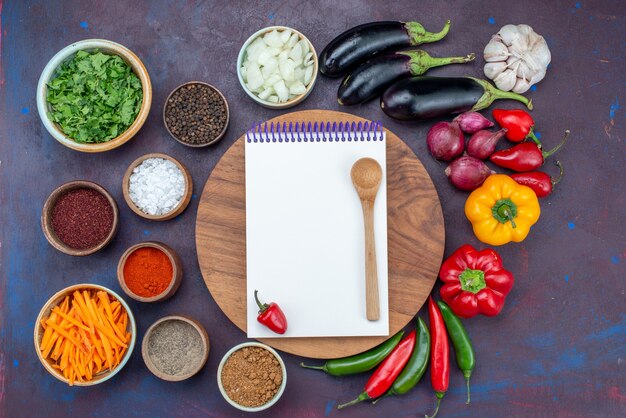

left=381, top=76, right=533, bottom=121
left=319, top=20, right=451, bottom=78
left=338, top=50, right=474, bottom=105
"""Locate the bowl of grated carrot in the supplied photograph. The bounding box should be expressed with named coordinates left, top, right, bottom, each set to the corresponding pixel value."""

left=34, top=283, right=136, bottom=386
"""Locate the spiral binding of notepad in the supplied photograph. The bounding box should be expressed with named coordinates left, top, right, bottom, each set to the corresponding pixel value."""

left=246, top=121, right=384, bottom=143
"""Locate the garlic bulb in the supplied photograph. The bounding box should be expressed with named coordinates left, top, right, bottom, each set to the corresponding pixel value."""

left=482, top=24, right=551, bottom=93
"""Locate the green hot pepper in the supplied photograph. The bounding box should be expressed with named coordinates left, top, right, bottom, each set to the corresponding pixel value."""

left=373, top=317, right=430, bottom=403
left=437, top=300, right=475, bottom=404
left=300, top=331, right=404, bottom=376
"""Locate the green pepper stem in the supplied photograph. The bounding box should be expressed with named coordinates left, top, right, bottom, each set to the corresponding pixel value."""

left=337, top=392, right=369, bottom=409
left=401, top=50, right=475, bottom=76
left=254, top=289, right=267, bottom=312
left=299, top=362, right=327, bottom=372
left=371, top=393, right=391, bottom=405
left=527, top=129, right=542, bottom=147
left=425, top=393, right=444, bottom=418
left=502, top=208, right=516, bottom=229
left=470, top=77, right=533, bottom=111
left=551, top=161, right=564, bottom=186
left=464, top=370, right=472, bottom=404
left=542, top=130, right=571, bottom=159
left=405, top=20, right=451, bottom=45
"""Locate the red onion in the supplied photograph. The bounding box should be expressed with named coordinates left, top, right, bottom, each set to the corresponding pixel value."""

left=467, top=128, right=507, bottom=159
left=454, top=111, right=494, bottom=134
left=427, top=121, right=464, bottom=161
left=445, top=155, right=495, bottom=191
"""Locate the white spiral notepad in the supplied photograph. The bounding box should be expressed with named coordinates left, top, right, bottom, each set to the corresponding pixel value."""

left=245, top=121, right=389, bottom=338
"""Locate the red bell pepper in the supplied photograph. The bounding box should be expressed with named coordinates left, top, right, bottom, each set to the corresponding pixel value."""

left=492, top=108, right=541, bottom=145
left=490, top=130, right=570, bottom=172
left=337, top=330, right=416, bottom=408
left=439, top=244, right=514, bottom=318
left=426, top=296, right=449, bottom=418
left=511, top=161, right=564, bottom=198
left=254, top=290, right=288, bottom=334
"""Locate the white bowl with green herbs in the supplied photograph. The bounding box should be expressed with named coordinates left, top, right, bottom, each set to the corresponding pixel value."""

left=37, top=39, right=152, bottom=153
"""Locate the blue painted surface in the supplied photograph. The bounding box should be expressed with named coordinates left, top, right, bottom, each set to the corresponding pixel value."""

left=1, top=1, right=625, bottom=417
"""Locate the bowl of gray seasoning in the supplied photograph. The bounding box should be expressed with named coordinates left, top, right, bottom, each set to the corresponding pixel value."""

left=142, top=315, right=209, bottom=381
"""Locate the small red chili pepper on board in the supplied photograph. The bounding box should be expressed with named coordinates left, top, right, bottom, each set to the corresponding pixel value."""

left=337, top=330, right=416, bottom=408
left=426, top=296, right=449, bottom=418
left=254, top=290, right=288, bottom=334
left=490, top=130, right=570, bottom=172
left=492, top=108, right=542, bottom=145
left=511, top=161, right=564, bottom=198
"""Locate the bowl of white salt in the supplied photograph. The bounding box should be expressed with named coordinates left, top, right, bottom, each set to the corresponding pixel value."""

left=141, top=315, right=209, bottom=382
left=122, top=153, right=193, bottom=221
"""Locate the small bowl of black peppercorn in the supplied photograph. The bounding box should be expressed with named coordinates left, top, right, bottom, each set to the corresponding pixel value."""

left=163, top=81, right=230, bottom=147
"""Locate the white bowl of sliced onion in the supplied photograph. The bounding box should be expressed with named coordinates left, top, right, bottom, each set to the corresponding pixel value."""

left=237, top=26, right=318, bottom=109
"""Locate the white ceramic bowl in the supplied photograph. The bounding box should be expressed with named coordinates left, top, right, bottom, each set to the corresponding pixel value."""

left=237, top=26, right=318, bottom=109
left=34, top=283, right=137, bottom=386
left=36, top=39, right=152, bottom=153
left=217, top=342, right=287, bottom=412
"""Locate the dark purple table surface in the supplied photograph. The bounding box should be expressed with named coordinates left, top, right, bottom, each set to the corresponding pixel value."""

left=1, top=1, right=624, bottom=417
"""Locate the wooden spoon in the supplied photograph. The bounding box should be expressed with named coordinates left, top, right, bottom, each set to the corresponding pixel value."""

left=351, top=157, right=383, bottom=321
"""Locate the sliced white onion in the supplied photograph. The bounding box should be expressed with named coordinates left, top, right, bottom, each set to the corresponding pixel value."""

left=289, top=43, right=302, bottom=61
left=298, top=39, right=309, bottom=56
left=246, top=63, right=263, bottom=90
left=261, top=58, right=278, bottom=79
left=303, top=52, right=314, bottom=67
left=264, top=30, right=283, bottom=48
left=279, top=58, right=296, bottom=82
left=273, top=80, right=289, bottom=102
left=287, top=33, right=299, bottom=48
left=279, top=29, right=292, bottom=44
left=242, top=28, right=314, bottom=103
left=258, top=87, right=273, bottom=100
left=289, top=81, right=306, bottom=95
left=303, top=66, right=313, bottom=85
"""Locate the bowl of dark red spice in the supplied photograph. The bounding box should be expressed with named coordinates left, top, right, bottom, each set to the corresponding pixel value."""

left=163, top=81, right=229, bottom=147
left=142, top=315, right=209, bottom=382
left=117, top=241, right=182, bottom=302
left=41, top=180, right=119, bottom=256
left=217, top=342, right=287, bottom=412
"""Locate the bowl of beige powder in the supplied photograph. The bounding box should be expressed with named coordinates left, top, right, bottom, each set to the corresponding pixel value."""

left=141, top=315, right=209, bottom=381
left=217, top=342, right=287, bottom=412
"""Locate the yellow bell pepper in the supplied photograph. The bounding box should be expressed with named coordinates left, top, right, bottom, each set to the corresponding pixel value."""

left=465, top=174, right=540, bottom=246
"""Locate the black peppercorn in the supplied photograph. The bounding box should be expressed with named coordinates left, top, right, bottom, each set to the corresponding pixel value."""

left=165, top=83, right=228, bottom=145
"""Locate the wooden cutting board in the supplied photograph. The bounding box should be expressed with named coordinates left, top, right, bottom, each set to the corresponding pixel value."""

left=196, top=110, right=444, bottom=359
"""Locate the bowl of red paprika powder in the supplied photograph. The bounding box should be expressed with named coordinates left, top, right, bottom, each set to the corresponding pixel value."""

left=41, top=180, right=119, bottom=256
left=117, top=241, right=182, bottom=302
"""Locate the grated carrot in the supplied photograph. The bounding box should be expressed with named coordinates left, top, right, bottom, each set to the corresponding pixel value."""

left=39, top=288, right=131, bottom=385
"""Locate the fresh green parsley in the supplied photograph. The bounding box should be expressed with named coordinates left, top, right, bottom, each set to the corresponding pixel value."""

left=46, top=50, right=143, bottom=143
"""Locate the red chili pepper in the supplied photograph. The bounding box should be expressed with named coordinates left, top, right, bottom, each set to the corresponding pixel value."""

left=490, top=130, right=570, bottom=172
left=337, top=330, right=416, bottom=408
left=439, top=245, right=515, bottom=318
left=511, top=161, right=564, bottom=198
left=426, top=296, right=449, bottom=418
left=492, top=108, right=541, bottom=145
left=254, top=290, right=288, bottom=334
